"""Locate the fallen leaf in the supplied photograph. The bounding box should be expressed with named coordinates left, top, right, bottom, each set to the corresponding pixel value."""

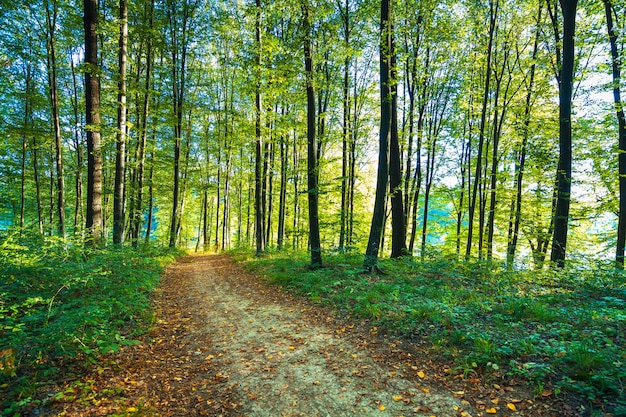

left=417, top=371, right=426, bottom=379
left=486, top=407, right=497, bottom=414
left=393, top=395, right=403, bottom=402
left=507, top=403, right=517, bottom=411
left=491, top=398, right=499, bottom=405
left=378, top=404, right=386, bottom=411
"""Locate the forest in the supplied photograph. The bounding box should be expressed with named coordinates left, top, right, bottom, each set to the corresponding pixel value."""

left=2, top=0, right=626, bottom=267
left=1, top=0, right=626, bottom=415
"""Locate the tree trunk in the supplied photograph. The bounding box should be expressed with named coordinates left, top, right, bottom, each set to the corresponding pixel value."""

left=45, top=0, right=65, bottom=238
left=603, top=0, right=626, bottom=267
left=84, top=0, right=103, bottom=245
left=550, top=0, right=577, bottom=267
left=303, top=0, right=322, bottom=268
left=255, top=0, right=265, bottom=255
left=339, top=0, right=350, bottom=251
left=113, top=0, right=128, bottom=245
left=466, top=0, right=497, bottom=259
left=388, top=0, right=405, bottom=258
left=364, top=0, right=393, bottom=271
left=278, top=128, right=288, bottom=250
left=507, top=3, right=542, bottom=269
left=167, top=0, right=191, bottom=248
left=20, top=63, right=33, bottom=235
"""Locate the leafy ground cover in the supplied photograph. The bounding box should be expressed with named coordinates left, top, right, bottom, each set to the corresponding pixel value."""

left=0, top=232, right=179, bottom=416
left=237, top=250, right=626, bottom=416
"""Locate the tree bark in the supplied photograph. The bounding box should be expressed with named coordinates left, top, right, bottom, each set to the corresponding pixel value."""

left=602, top=0, right=626, bottom=268
left=550, top=0, right=578, bottom=267
left=45, top=0, right=65, bottom=238
left=364, top=0, right=393, bottom=271
left=255, top=0, right=265, bottom=255
left=303, top=0, right=322, bottom=268
left=113, top=0, right=128, bottom=245
left=466, top=0, right=498, bottom=259
left=507, top=2, right=542, bottom=269
left=388, top=0, right=406, bottom=258
left=84, top=0, right=103, bottom=245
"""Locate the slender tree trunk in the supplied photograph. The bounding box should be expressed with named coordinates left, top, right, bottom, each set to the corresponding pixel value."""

left=338, top=0, right=350, bottom=250
left=84, top=0, right=103, bottom=245
left=550, top=0, right=577, bottom=267
left=603, top=0, right=626, bottom=267
left=113, top=0, right=128, bottom=245
left=388, top=1, right=406, bottom=258
left=21, top=63, right=33, bottom=235
left=31, top=125, right=44, bottom=235
left=45, top=0, right=65, bottom=237
left=466, top=0, right=497, bottom=259
left=144, top=148, right=155, bottom=243
left=255, top=0, right=265, bottom=255
left=278, top=129, right=288, bottom=250
left=486, top=47, right=511, bottom=259
left=167, top=0, right=191, bottom=248
left=364, top=0, right=393, bottom=271
left=293, top=130, right=300, bottom=249
left=303, top=0, right=322, bottom=268
left=69, top=50, right=84, bottom=234
left=507, top=3, right=542, bottom=269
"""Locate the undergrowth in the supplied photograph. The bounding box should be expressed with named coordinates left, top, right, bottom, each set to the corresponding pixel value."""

left=0, top=231, right=180, bottom=416
left=236, top=250, right=626, bottom=415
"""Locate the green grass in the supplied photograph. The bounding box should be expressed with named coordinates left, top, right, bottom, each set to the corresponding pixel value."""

left=237, top=250, right=626, bottom=414
left=0, top=231, right=180, bottom=416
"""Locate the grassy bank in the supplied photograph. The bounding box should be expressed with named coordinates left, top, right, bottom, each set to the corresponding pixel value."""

left=237, top=250, right=626, bottom=415
left=0, top=233, right=179, bottom=415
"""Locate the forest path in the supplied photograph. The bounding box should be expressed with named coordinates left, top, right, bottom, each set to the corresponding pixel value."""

left=50, top=254, right=546, bottom=416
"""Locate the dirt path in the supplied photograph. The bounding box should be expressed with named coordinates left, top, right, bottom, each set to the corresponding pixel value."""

left=47, top=254, right=573, bottom=417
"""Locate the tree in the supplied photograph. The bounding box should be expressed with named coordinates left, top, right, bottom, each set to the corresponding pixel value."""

left=602, top=0, right=626, bottom=268
left=387, top=0, right=405, bottom=258
left=84, top=0, right=103, bottom=245
left=44, top=0, right=65, bottom=237
left=113, top=0, right=128, bottom=245
left=167, top=0, right=195, bottom=248
left=303, top=0, right=322, bottom=268
left=550, top=0, right=578, bottom=267
left=255, top=0, right=265, bottom=256
left=364, top=0, right=394, bottom=271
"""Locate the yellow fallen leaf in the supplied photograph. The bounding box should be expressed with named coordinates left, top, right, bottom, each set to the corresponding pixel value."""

left=393, top=395, right=404, bottom=402
left=486, top=407, right=497, bottom=414
left=507, top=403, right=517, bottom=411
left=126, top=407, right=138, bottom=413
left=491, top=398, right=499, bottom=405
left=379, top=404, right=386, bottom=411
left=417, top=371, right=426, bottom=379
left=421, top=387, right=430, bottom=393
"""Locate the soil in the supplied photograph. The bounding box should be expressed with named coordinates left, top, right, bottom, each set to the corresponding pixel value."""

left=43, top=254, right=584, bottom=417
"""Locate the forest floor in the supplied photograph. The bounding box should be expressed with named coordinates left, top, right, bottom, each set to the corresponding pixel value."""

left=43, top=254, right=583, bottom=417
